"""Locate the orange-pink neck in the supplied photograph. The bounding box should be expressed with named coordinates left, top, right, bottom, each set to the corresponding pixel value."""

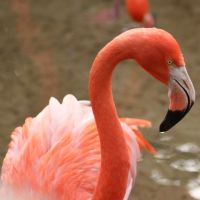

left=89, top=28, right=183, bottom=198
left=89, top=36, right=136, bottom=200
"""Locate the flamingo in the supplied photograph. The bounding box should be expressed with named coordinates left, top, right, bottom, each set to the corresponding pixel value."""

left=125, top=0, right=155, bottom=27
left=0, top=28, right=195, bottom=200
left=95, top=0, right=155, bottom=28
left=95, top=0, right=120, bottom=23
left=11, top=0, right=59, bottom=102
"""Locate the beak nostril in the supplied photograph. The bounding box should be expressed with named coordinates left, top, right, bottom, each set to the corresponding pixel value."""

left=174, top=79, right=191, bottom=111
left=183, top=80, right=190, bottom=90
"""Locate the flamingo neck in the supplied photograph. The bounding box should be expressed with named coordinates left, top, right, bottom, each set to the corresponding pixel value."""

left=89, top=34, right=136, bottom=200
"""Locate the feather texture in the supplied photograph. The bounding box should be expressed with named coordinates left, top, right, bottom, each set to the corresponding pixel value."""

left=0, top=95, right=153, bottom=200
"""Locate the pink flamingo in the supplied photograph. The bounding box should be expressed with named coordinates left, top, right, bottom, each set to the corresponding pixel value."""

left=95, top=0, right=155, bottom=27
left=0, top=28, right=195, bottom=200
left=125, top=0, right=155, bottom=27
left=95, top=0, right=120, bottom=23
left=11, top=0, right=58, bottom=102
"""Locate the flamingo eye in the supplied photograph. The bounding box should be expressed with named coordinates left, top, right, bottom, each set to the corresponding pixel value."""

left=167, top=59, right=173, bottom=65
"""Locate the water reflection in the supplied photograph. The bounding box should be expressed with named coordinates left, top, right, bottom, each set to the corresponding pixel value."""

left=150, top=142, right=200, bottom=198
left=151, top=169, right=181, bottom=186
left=170, top=159, right=200, bottom=172
left=159, top=135, right=173, bottom=142
left=176, top=143, right=200, bottom=154
left=154, top=149, right=175, bottom=160
left=187, top=176, right=200, bottom=200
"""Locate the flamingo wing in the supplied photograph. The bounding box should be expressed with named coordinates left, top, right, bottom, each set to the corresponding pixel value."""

left=0, top=95, right=153, bottom=200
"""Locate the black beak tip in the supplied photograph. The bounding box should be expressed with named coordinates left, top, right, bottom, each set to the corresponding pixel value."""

left=159, top=100, right=194, bottom=133
left=159, top=110, right=187, bottom=133
left=159, top=122, right=170, bottom=133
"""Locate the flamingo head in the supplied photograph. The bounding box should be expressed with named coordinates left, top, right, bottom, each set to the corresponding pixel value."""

left=132, top=28, right=195, bottom=132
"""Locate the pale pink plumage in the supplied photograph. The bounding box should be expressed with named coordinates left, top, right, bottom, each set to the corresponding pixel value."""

left=0, top=94, right=152, bottom=200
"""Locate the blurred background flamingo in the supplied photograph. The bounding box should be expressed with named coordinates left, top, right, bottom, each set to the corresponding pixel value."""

left=0, top=28, right=195, bottom=200
left=95, top=0, right=120, bottom=23
left=95, top=0, right=155, bottom=27
left=11, top=0, right=58, bottom=103
left=125, top=0, right=155, bottom=27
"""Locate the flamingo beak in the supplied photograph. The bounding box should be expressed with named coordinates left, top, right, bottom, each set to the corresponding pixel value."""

left=160, top=66, right=195, bottom=132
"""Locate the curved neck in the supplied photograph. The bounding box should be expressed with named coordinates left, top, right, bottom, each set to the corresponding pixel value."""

left=89, top=34, right=136, bottom=200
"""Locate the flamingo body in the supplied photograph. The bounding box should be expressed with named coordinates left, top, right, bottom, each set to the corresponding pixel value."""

left=0, top=95, right=152, bottom=200
left=125, top=0, right=155, bottom=27
left=125, top=0, right=149, bottom=22
left=0, top=28, right=195, bottom=200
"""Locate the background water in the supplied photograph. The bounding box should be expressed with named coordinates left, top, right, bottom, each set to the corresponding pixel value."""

left=0, top=0, right=199, bottom=199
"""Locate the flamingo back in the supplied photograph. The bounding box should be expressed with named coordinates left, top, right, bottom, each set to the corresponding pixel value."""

left=0, top=95, right=153, bottom=200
